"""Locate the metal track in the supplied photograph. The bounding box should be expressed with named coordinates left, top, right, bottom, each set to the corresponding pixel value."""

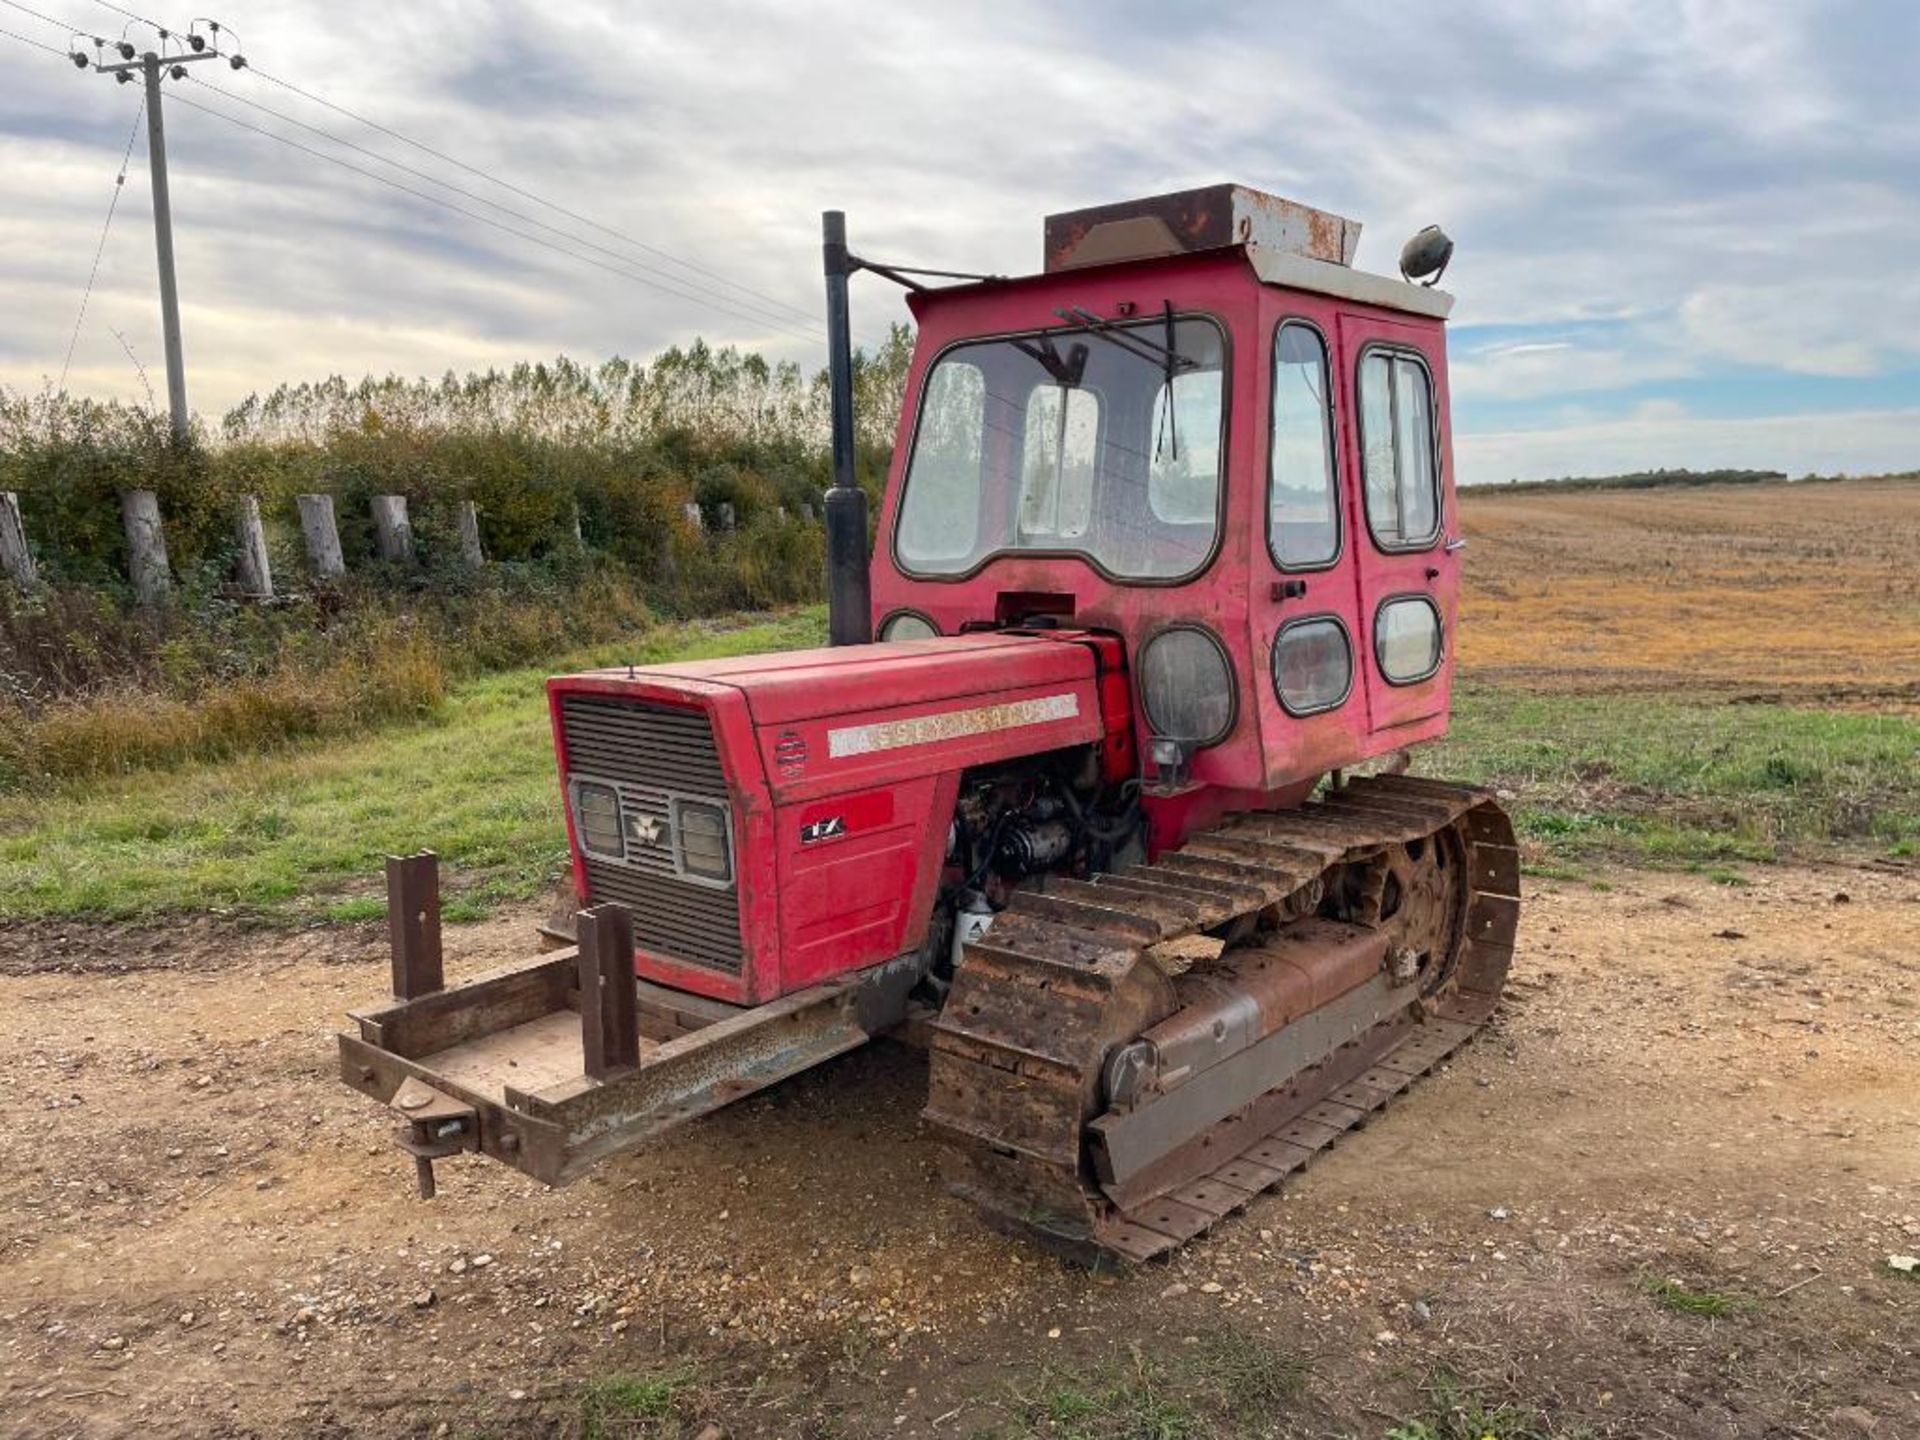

left=922, top=773, right=1520, bottom=1264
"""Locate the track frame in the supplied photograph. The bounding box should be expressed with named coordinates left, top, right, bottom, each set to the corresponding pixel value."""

left=923, top=774, right=1520, bottom=1264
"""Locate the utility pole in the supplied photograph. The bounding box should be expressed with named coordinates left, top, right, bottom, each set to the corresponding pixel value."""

left=141, top=52, right=186, bottom=435
left=72, top=21, right=247, bottom=441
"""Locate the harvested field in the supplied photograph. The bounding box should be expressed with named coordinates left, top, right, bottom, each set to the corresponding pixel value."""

left=1458, top=476, right=1920, bottom=709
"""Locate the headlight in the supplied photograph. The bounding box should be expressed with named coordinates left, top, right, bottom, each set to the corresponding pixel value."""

left=1138, top=625, right=1235, bottom=748
left=572, top=781, right=624, bottom=858
left=880, top=610, right=939, bottom=642
left=672, top=799, right=733, bottom=884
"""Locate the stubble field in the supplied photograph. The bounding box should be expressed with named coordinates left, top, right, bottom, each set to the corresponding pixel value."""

left=1458, top=475, right=1920, bottom=709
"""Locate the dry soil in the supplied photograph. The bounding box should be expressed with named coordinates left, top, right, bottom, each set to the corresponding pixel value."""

left=2, top=856, right=1916, bottom=1438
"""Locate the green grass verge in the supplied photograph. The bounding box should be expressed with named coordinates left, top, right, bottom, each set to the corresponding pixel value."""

left=1638, top=1274, right=1753, bottom=1318
left=999, top=1332, right=1309, bottom=1440
left=579, top=1366, right=701, bottom=1439
left=1382, top=1368, right=1573, bottom=1440
left=0, top=609, right=824, bottom=923
left=3, top=635, right=1913, bottom=925
left=1426, top=683, right=1920, bottom=867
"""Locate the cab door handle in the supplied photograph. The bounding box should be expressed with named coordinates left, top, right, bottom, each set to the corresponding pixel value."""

left=1443, top=536, right=1468, bottom=553
left=1270, top=579, right=1308, bottom=602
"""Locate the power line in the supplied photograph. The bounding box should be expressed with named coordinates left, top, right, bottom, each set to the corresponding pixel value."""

left=2, top=15, right=852, bottom=356
left=21, top=2, right=893, bottom=366
left=86, top=0, right=150, bottom=28
left=0, top=0, right=89, bottom=36
left=182, top=74, right=829, bottom=343
left=164, top=86, right=829, bottom=345
left=83, top=0, right=831, bottom=331
left=0, top=18, right=66, bottom=54
left=242, top=64, right=830, bottom=330
left=96, top=0, right=891, bottom=356
left=59, top=93, right=145, bottom=389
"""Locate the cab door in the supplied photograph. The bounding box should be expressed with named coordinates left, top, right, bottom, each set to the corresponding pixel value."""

left=1254, top=311, right=1369, bottom=784
left=1333, top=310, right=1457, bottom=733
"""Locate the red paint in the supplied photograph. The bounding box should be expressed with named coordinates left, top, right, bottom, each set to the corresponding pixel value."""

left=869, top=248, right=1459, bottom=798
left=550, top=633, right=1101, bottom=1003
left=547, top=227, right=1465, bottom=1007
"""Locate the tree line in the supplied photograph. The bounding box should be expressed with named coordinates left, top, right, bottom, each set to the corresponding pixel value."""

left=0, top=328, right=913, bottom=596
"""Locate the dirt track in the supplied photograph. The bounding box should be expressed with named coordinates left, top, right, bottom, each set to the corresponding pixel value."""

left=3, top=856, right=1917, bottom=1438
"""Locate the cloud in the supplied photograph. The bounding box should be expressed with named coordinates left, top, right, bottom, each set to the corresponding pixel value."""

left=0, top=0, right=1914, bottom=487
left=1681, top=273, right=1920, bottom=377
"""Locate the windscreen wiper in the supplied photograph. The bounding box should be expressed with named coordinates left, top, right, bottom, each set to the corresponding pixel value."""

left=1054, top=305, right=1198, bottom=373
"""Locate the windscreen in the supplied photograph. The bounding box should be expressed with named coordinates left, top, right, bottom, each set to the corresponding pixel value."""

left=894, top=315, right=1227, bottom=580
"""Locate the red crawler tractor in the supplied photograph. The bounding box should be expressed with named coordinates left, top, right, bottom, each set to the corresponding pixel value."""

left=340, top=185, right=1519, bottom=1263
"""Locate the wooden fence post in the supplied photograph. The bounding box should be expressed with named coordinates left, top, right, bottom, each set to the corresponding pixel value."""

left=455, top=500, right=485, bottom=567
left=120, top=489, right=170, bottom=604
left=717, top=502, right=736, bottom=532
left=569, top=502, right=586, bottom=550
left=234, top=494, right=273, bottom=598
left=297, top=494, right=345, bottom=579
left=0, top=492, right=36, bottom=587
left=682, top=501, right=704, bottom=531
left=371, top=495, right=412, bottom=562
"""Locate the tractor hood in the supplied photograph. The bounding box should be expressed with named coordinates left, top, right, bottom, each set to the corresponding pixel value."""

left=604, top=631, right=1093, bottom=727
left=549, top=630, right=1108, bottom=806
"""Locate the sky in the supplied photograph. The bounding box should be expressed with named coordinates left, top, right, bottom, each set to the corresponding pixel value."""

left=0, top=0, right=1916, bottom=484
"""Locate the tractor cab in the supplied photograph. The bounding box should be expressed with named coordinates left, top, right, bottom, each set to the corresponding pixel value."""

left=868, top=185, right=1462, bottom=811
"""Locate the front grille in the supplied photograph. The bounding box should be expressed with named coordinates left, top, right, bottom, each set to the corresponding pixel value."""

left=560, top=695, right=743, bottom=974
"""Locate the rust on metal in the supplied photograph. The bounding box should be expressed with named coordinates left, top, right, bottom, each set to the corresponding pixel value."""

left=388, top=1076, right=476, bottom=1198
left=924, top=776, right=1519, bottom=1264
left=1044, top=183, right=1362, bottom=273
left=577, top=904, right=640, bottom=1080
left=385, top=850, right=444, bottom=1000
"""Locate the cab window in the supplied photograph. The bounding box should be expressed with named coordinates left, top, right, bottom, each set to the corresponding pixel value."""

left=1018, top=382, right=1098, bottom=540
left=1358, top=350, right=1439, bottom=549
left=1269, top=322, right=1339, bottom=568
left=1147, top=369, right=1223, bottom=525
left=895, top=361, right=985, bottom=566
left=896, top=316, right=1227, bottom=580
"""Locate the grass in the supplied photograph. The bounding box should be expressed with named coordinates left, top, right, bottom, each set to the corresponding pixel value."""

left=2, top=610, right=1914, bottom=924
left=579, top=1366, right=700, bottom=1439
left=1382, top=1369, right=1565, bottom=1440
left=1427, top=682, right=1920, bottom=866
left=0, top=565, right=668, bottom=789
left=1638, top=1274, right=1753, bottom=1318
left=999, top=1333, right=1308, bottom=1440
left=0, top=608, right=824, bottom=923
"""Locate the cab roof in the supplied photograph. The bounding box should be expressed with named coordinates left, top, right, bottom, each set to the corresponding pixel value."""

left=908, top=182, right=1453, bottom=322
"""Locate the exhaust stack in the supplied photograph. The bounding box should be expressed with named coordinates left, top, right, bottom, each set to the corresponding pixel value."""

left=821, top=210, right=871, bottom=647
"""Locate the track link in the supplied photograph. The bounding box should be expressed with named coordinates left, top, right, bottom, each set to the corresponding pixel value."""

left=923, top=774, right=1520, bottom=1264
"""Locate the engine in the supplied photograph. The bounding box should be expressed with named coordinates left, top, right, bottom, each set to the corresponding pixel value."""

left=925, top=751, right=1145, bottom=994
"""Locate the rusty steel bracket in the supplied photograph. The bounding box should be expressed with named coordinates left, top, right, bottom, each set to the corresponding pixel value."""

left=390, top=1076, right=477, bottom=1198
left=386, top=850, right=444, bottom=1000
